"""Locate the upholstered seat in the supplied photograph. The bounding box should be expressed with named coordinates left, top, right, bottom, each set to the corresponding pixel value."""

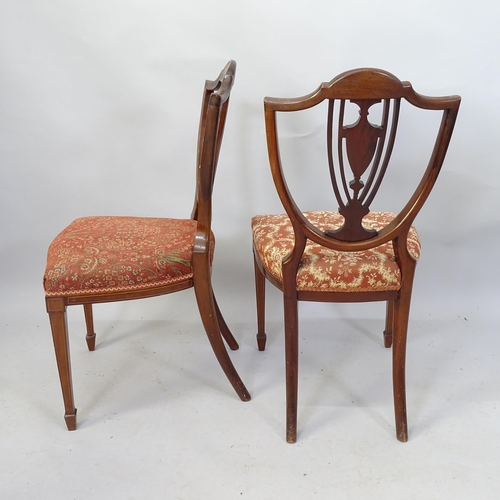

left=252, top=211, right=420, bottom=293
left=44, top=216, right=214, bottom=297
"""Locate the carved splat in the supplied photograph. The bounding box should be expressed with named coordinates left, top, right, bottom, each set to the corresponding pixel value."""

left=326, top=97, right=400, bottom=241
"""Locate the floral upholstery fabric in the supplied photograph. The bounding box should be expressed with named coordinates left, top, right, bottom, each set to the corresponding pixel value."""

left=252, top=211, right=420, bottom=293
left=44, top=216, right=214, bottom=297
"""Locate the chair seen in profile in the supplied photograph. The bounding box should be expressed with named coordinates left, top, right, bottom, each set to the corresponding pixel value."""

left=43, top=60, right=250, bottom=430
left=252, top=68, right=460, bottom=442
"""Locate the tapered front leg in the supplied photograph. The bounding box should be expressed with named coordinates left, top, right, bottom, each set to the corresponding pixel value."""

left=46, top=297, right=77, bottom=430
left=83, top=303, right=96, bottom=351
left=254, top=251, right=267, bottom=351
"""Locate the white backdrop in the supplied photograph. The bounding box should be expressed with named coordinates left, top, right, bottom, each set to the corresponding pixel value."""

left=1, top=0, right=498, bottom=320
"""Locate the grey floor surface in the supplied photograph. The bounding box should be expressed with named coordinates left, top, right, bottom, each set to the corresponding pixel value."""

left=1, top=278, right=499, bottom=499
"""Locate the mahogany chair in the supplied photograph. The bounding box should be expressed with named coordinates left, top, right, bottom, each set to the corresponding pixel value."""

left=252, top=68, right=460, bottom=442
left=44, top=60, right=250, bottom=430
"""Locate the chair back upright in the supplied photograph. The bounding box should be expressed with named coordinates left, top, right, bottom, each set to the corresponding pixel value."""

left=191, top=59, right=236, bottom=230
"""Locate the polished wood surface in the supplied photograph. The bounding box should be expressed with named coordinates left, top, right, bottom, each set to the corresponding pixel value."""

left=45, top=60, right=250, bottom=430
left=254, top=68, right=460, bottom=442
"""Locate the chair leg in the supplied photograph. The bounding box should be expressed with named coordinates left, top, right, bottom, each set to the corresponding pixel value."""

left=46, top=297, right=77, bottom=430
left=212, top=293, right=239, bottom=351
left=284, top=292, right=299, bottom=443
left=83, top=303, right=96, bottom=351
left=384, top=300, right=394, bottom=348
left=193, top=271, right=251, bottom=402
left=254, top=252, right=267, bottom=351
left=392, top=297, right=409, bottom=442
left=392, top=264, right=416, bottom=442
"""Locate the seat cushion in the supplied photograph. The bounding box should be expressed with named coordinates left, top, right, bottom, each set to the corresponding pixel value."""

left=44, top=216, right=214, bottom=297
left=251, top=211, right=420, bottom=293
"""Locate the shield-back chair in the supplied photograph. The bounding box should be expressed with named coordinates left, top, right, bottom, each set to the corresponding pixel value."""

left=252, top=68, right=460, bottom=442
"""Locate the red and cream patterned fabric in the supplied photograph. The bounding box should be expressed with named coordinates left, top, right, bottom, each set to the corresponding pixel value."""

left=252, top=211, right=420, bottom=293
left=44, top=216, right=214, bottom=297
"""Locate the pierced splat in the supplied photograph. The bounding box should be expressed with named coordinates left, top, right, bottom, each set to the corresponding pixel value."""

left=325, top=97, right=400, bottom=241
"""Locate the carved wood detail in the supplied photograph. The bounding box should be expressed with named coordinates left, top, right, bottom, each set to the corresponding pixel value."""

left=325, top=97, right=400, bottom=241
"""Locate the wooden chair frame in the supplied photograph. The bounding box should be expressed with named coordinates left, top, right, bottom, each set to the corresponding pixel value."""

left=253, top=68, right=460, bottom=442
left=45, top=60, right=250, bottom=430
